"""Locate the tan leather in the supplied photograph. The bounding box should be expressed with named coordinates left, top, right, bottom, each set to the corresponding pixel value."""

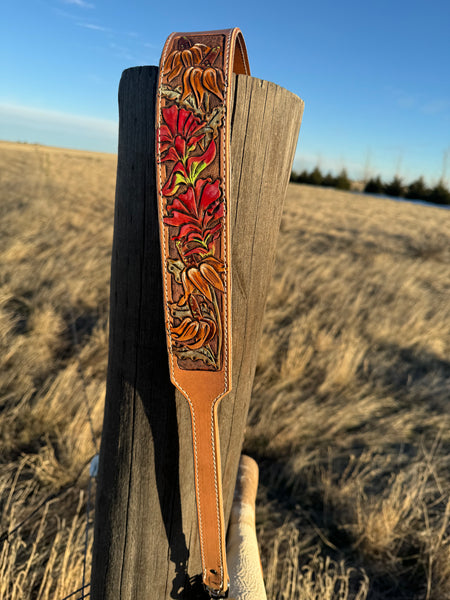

left=156, top=29, right=250, bottom=596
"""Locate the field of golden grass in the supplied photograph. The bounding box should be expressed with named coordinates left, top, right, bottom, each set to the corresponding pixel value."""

left=0, top=140, right=449, bottom=600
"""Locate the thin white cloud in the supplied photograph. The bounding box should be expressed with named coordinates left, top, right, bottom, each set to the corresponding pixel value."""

left=109, top=42, right=135, bottom=61
left=421, top=99, right=450, bottom=115
left=397, top=93, right=416, bottom=110
left=62, top=0, right=95, bottom=8
left=390, top=87, right=450, bottom=117
left=77, top=22, right=109, bottom=32
left=0, top=103, right=117, bottom=153
left=0, top=103, right=116, bottom=133
left=389, top=87, right=418, bottom=110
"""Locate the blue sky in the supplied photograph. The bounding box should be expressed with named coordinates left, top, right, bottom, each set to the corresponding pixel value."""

left=1, top=0, right=449, bottom=185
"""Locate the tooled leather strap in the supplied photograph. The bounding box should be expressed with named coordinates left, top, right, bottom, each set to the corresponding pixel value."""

left=156, top=29, right=250, bottom=597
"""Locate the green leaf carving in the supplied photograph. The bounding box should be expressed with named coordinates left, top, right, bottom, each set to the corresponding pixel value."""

left=169, top=303, right=190, bottom=319
left=174, top=346, right=216, bottom=367
left=167, top=258, right=185, bottom=284
left=197, top=106, right=224, bottom=139
left=160, top=85, right=181, bottom=101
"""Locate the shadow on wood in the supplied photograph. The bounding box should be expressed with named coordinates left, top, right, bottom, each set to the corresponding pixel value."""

left=91, top=66, right=304, bottom=600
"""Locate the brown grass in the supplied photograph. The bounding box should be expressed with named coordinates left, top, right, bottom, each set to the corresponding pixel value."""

left=1, top=141, right=449, bottom=599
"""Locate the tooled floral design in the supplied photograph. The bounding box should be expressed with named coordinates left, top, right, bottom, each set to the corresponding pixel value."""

left=171, top=295, right=216, bottom=350
left=162, top=138, right=216, bottom=196
left=164, top=179, right=223, bottom=256
left=159, top=105, right=206, bottom=163
left=164, top=37, right=224, bottom=108
left=163, top=176, right=225, bottom=366
left=159, top=40, right=226, bottom=369
left=158, top=103, right=217, bottom=197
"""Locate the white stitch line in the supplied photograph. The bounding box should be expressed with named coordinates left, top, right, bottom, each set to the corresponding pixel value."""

left=210, top=404, right=223, bottom=586
left=210, top=29, right=234, bottom=590
left=157, top=32, right=208, bottom=578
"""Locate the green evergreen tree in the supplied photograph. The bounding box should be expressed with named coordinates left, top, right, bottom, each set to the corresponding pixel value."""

left=384, top=176, right=404, bottom=198
left=295, top=169, right=310, bottom=184
left=335, top=169, right=351, bottom=190
left=428, top=182, right=450, bottom=205
left=405, top=177, right=430, bottom=200
left=364, top=176, right=384, bottom=194
left=322, top=172, right=336, bottom=187
left=309, top=166, right=323, bottom=186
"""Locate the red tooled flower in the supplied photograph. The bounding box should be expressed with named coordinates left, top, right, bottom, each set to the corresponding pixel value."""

left=164, top=178, right=223, bottom=255
left=158, top=104, right=206, bottom=164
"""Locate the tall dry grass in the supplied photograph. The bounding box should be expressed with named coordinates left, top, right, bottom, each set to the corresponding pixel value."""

left=0, top=141, right=449, bottom=599
left=246, top=185, right=450, bottom=600
left=0, top=142, right=113, bottom=600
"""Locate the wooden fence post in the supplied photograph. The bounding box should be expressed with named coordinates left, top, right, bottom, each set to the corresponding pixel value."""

left=91, top=66, right=303, bottom=600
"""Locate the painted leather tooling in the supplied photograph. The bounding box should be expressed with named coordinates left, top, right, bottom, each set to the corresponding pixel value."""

left=156, top=29, right=250, bottom=597
left=157, top=31, right=248, bottom=374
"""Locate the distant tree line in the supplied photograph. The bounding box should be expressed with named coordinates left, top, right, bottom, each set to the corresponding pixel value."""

left=364, top=175, right=450, bottom=205
left=290, top=168, right=450, bottom=206
left=291, top=167, right=352, bottom=190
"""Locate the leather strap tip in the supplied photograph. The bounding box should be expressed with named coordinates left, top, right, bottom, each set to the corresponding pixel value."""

left=205, top=584, right=229, bottom=599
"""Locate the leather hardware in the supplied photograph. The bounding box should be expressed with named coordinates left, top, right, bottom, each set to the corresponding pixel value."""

left=156, top=29, right=250, bottom=596
left=207, top=585, right=230, bottom=599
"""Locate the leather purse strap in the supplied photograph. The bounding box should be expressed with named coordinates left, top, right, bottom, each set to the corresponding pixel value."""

left=156, top=29, right=250, bottom=597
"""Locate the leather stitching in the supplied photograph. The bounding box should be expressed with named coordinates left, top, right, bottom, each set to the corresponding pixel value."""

left=208, top=29, right=235, bottom=588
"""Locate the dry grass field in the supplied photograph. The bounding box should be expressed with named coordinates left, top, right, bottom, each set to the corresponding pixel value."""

left=0, top=140, right=449, bottom=600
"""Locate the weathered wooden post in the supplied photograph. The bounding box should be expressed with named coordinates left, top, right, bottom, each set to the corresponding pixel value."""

left=91, top=65, right=303, bottom=599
